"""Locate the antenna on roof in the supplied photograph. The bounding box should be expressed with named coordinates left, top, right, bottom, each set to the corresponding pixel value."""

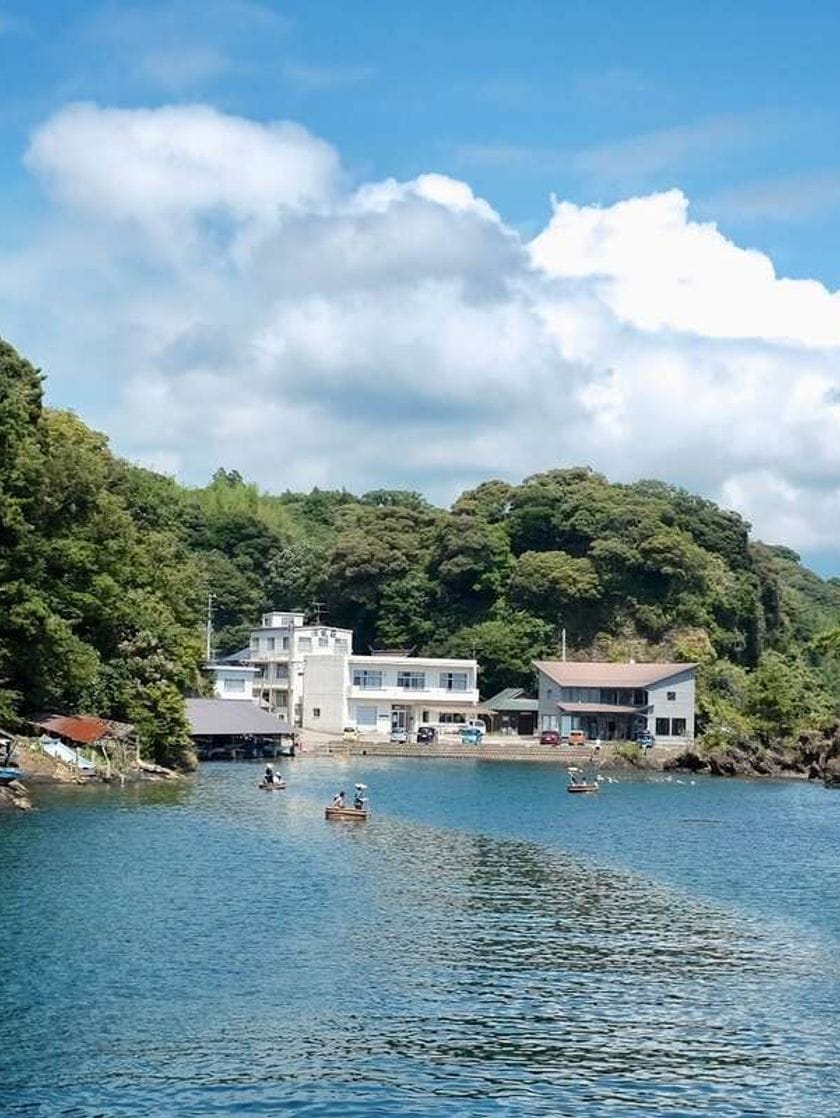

left=309, top=600, right=326, bottom=624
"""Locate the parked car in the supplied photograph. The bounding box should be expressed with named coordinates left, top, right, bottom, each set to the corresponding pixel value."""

left=342, top=726, right=360, bottom=742
left=539, top=730, right=560, bottom=746
left=459, top=726, right=483, bottom=745
left=566, top=730, right=586, bottom=746
left=416, top=725, right=437, bottom=744
left=635, top=730, right=655, bottom=749
left=389, top=728, right=408, bottom=744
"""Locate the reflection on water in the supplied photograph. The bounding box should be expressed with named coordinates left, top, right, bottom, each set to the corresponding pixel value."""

left=0, top=763, right=837, bottom=1116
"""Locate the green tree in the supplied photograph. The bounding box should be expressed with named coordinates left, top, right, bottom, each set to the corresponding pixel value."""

left=444, top=613, right=555, bottom=697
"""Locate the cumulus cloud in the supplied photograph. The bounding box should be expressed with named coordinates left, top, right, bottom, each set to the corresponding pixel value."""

left=2, top=102, right=840, bottom=559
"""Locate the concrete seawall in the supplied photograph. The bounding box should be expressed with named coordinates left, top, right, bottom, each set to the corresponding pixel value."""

left=319, top=739, right=680, bottom=766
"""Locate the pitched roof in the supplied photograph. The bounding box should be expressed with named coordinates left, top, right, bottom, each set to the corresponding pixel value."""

left=185, top=698, right=293, bottom=737
left=32, top=714, right=135, bottom=744
left=481, top=687, right=538, bottom=712
left=534, top=661, right=696, bottom=688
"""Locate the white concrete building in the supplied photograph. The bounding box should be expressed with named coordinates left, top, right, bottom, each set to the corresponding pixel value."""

left=534, top=661, right=696, bottom=744
left=206, top=609, right=478, bottom=736
left=302, top=651, right=480, bottom=736
left=206, top=661, right=259, bottom=701
left=248, top=611, right=353, bottom=723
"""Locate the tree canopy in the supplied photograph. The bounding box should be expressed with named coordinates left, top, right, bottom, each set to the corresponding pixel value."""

left=1, top=336, right=838, bottom=759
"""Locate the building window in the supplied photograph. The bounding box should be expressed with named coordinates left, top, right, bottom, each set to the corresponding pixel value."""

left=250, top=637, right=259, bottom=650
left=633, top=690, right=647, bottom=705
left=223, top=678, right=246, bottom=692
left=667, top=691, right=676, bottom=701
left=318, top=637, right=328, bottom=648
left=671, top=718, right=687, bottom=736
left=655, top=717, right=670, bottom=736
left=439, top=712, right=466, bottom=724
left=281, top=637, right=289, bottom=650
left=397, top=671, right=426, bottom=690
left=439, top=671, right=468, bottom=691
left=353, top=669, right=383, bottom=689
left=355, top=705, right=377, bottom=726
left=266, top=637, right=275, bottom=651
left=299, top=637, right=312, bottom=652
left=312, top=707, right=321, bottom=719
left=335, top=640, right=348, bottom=652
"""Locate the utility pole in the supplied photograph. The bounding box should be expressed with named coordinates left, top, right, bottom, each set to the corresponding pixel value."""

left=205, top=592, right=215, bottom=662
left=561, top=627, right=567, bottom=662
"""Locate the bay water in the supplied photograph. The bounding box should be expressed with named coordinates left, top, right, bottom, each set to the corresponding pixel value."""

left=1, top=758, right=838, bottom=1116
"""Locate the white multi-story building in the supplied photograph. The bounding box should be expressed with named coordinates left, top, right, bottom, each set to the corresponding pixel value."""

left=303, top=651, right=480, bottom=736
left=207, top=610, right=479, bottom=735
left=248, top=611, right=353, bottom=723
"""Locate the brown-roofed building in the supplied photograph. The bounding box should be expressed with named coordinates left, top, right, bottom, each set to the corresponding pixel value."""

left=533, top=660, right=696, bottom=744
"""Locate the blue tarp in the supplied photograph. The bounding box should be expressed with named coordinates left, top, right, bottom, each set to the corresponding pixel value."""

left=39, top=736, right=97, bottom=771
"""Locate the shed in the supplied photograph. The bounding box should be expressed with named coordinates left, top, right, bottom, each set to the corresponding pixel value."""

left=479, top=688, right=538, bottom=736
left=186, top=698, right=295, bottom=760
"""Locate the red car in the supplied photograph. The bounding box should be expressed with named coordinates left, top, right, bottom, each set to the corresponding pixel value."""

left=539, top=730, right=560, bottom=746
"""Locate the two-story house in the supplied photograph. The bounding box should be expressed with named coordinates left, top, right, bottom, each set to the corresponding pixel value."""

left=303, top=650, right=480, bottom=736
left=534, top=661, right=696, bottom=744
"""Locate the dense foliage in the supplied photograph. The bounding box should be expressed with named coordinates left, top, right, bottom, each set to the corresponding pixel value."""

left=2, top=338, right=839, bottom=761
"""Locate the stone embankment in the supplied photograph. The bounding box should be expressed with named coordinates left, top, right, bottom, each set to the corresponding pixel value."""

left=320, top=737, right=681, bottom=768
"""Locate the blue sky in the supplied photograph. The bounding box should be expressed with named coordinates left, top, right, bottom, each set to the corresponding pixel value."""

left=3, top=0, right=840, bottom=282
left=1, top=1, right=840, bottom=571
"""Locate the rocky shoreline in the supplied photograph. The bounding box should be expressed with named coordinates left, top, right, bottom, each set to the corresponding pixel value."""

left=662, top=724, right=840, bottom=787
left=0, top=742, right=180, bottom=813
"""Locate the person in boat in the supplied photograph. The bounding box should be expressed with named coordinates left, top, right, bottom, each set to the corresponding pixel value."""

left=353, top=783, right=368, bottom=810
left=331, top=790, right=346, bottom=808
left=264, top=763, right=275, bottom=785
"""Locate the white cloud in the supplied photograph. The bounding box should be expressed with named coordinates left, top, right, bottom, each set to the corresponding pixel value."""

left=2, top=103, right=840, bottom=561
left=531, top=189, right=840, bottom=347
left=25, top=103, right=340, bottom=226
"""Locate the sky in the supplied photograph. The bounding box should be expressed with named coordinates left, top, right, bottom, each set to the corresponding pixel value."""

left=1, top=0, right=840, bottom=573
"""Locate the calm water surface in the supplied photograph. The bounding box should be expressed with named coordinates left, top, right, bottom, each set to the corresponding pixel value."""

left=1, top=758, right=838, bottom=1117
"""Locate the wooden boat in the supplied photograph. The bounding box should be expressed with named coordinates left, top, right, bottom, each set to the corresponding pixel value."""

left=324, top=805, right=368, bottom=821
left=567, top=766, right=599, bottom=794
left=258, top=780, right=286, bottom=790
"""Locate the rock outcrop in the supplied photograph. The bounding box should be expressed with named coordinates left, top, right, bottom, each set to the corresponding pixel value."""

left=665, top=722, right=840, bottom=786
left=0, top=779, right=32, bottom=811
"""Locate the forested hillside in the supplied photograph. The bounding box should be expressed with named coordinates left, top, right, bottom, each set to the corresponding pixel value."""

left=2, top=337, right=839, bottom=764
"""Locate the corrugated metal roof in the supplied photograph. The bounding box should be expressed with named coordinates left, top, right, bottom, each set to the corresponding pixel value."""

left=32, top=715, right=129, bottom=744
left=185, top=698, right=293, bottom=737
left=534, top=661, right=696, bottom=688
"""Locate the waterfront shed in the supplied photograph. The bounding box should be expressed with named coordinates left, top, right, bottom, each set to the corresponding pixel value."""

left=185, top=698, right=296, bottom=760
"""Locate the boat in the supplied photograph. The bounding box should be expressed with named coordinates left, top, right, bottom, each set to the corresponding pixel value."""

left=0, top=767, right=25, bottom=784
left=567, top=766, right=599, bottom=794
left=258, top=779, right=286, bottom=790
left=324, top=804, right=368, bottom=821
left=325, top=782, right=369, bottom=820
